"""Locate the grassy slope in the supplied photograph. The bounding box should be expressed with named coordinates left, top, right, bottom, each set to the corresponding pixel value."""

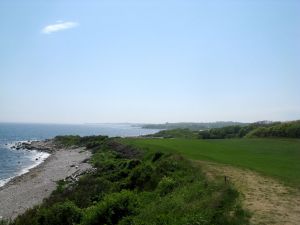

left=9, top=137, right=249, bottom=225
left=123, top=138, right=300, bottom=186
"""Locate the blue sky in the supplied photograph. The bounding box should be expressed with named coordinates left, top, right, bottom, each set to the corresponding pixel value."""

left=0, top=0, right=299, bottom=123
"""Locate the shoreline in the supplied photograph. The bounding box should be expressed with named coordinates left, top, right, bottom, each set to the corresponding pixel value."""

left=0, top=151, right=51, bottom=191
left=0, top=144, right=92, bottom=220
left=0, top=139, right=56, bottom=188
left=0, top=149, right=50, bottom=189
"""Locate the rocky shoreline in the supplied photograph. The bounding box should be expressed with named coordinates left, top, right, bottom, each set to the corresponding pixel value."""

left=11, top=139, right=62, bottom=153
left=0, top=140, right=92, bottom=220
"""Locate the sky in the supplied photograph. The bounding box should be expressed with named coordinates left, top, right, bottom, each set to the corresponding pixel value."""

left=0, top=0, right=299, bottom=124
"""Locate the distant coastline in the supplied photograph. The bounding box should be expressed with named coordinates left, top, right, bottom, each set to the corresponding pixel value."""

left=141, top=121, right=249, bottom=130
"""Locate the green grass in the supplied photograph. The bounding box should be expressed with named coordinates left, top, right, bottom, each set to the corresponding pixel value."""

left=123, top=138, right=300, bottom=187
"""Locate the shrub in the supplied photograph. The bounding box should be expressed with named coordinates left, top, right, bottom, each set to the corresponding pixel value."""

left=128, top=163, right=154, bottom=190
left=127, top=159, right=141, bottom=169
left=81, top=190, right=138, bottom=225
left=156, top=176, right=177, bottom=196
left=54, top=135, right=81, bottom=146
left=151, top=152, right=164, bottom=162
left=37, top=201, right=82, bottom=225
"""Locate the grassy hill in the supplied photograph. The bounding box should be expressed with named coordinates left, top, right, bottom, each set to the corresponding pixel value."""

left=123, top=138, right=300, bottom=187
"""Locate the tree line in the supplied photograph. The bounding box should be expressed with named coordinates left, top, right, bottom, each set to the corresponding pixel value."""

left=199, top=121, right=300, bottom=139
left=147, top=120, right=300, bottom=139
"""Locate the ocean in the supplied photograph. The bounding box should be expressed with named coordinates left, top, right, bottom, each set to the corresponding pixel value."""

left=0, top=123, right=158, bottom=187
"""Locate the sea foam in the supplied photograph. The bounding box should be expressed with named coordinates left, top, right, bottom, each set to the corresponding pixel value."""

left=0, top=143, right=50, bottom=188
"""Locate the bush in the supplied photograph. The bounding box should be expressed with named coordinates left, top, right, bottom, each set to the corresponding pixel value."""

left=54, top=135, right=81, bottom=146
left=146, top=128, right=198, bottom=139
left=151, top=152, right=164, bottom=162
left=246, top=121, right=300, bottom=138
left=128, top=163, right=154, bottom=190
left=37, top=201, right=82, bottom=225
left=81, top=191, right=138, bottom=225
left=54, top=135, right=108, bottom=148
left=156, top=176, right=177, bottom=196
left=127, top=159, right=141, bottom=169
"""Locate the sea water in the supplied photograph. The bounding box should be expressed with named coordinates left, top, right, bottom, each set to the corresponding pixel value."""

left=0, top=123, right=158, bottom=187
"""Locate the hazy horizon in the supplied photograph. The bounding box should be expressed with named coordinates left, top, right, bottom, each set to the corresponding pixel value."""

left=0, top=119, right=297, bottom=126
left=1, top=0, right=299, bottom=124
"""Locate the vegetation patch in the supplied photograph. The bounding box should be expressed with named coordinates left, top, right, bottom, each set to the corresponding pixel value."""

left=145, top=128, right=198, bottom=139
left=145, top=120, right=300, bottom=139
left=198, top=121, right=300, bottom=139
left=8, top=136, right=249, bottom=225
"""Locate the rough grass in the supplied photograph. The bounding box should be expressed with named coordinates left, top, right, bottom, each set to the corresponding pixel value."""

left=123, top=138, right=300, bottom=187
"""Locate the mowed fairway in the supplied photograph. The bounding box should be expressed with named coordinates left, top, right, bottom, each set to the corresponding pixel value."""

left=124, top=138, right=300, bottom=186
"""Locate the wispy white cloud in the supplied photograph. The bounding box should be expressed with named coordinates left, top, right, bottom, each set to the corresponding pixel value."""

left=42, top=21, right=79, bottom=34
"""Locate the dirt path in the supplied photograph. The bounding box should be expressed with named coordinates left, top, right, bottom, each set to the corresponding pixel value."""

left=195, top=161, right=300, bottom=225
